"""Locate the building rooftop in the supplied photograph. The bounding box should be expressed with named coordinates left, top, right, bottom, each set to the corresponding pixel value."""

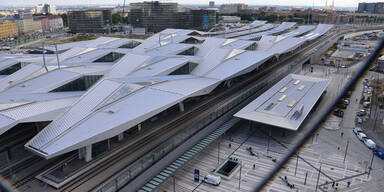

left=234, top=74, right=330, bottom=130
left=0, top=20, right=333, bottom=159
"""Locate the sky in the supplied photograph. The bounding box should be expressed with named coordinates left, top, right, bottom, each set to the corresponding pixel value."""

left=0, top=0, right=380, bottom=8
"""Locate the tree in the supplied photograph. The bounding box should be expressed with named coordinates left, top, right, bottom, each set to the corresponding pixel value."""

left=0, top=14, right=5, bottom=18
left=279, top=15, right=287, bottom=22
left=112, top=13, right=121, bottom=25
left=61, top=14, right=68, bottom=27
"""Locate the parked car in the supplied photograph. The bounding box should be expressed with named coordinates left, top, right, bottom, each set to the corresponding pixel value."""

left=338, top=103, right=347, bottom=109
left=374, top=149, right=384, bottom=159
left=333, top=109, right=344, bottom=117
left=203, top=174, right=221, bottom=186
left=357, top=109, right=367, bottom=116
left=364, top=139, right=376, bottom=149
left=357, top=117, right=363, bottom=124
left=343, top=99, right=350, bottom=105
left=353, top=127, right=363, bottom=134
left=357, top=132, right=367, bottom=141
left=363, top=102, right=371, bottom=108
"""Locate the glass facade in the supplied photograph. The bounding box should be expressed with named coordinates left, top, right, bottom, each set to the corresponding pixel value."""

left=0, top=63, right=21, bottom=75
left=118, top=41, right=142, bottom=49
left=169, top=62, right=198, bottom=75
left=129, top=2, right=216, bottom=32
left=93, top=52, right=125, bottom=63
left=68, top=9, right=112, bottom=33
left=50, top=75, right=103, bottom=92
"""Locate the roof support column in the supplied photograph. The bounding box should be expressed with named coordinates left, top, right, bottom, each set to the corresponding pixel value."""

left=78, top=145, right=92, bottom=162
left=178, top=101, right=184, bottom=112
left=85, top=145, right=92, bottom=162
left=78, top=147, right=84, bottom=160
left=117, top=133, right=124, bottom=142
left=225, top=80, right=232, bottom=88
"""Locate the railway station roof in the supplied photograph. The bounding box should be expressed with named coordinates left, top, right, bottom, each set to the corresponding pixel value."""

left=234, top=74, right=330, bottom=131
left=0, top=21, right=334, bottom=158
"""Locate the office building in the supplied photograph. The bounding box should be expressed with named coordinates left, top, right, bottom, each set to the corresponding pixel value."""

left=219, top=3, right=248, bottom=14
left=13, top=13, right=35, bottom=35
left=35, top=4, right=56, bottom=14
left=0, top=20, right=18, bottom=39
left=129, top=1, right=178, bottom=32
left=129, top=1, right=216, bottom=32
left=33, top=17, right=43, bottom=33
left=358, top=2, right=384, bottom=14
left=190, top=8, right=216, bottom=31
left=68, top=9, right=112, bottom=33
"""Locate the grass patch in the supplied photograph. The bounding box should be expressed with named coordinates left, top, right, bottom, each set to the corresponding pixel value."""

left=58, top=35, right=100, bottom=44
left=105, top=34, right=151, bottom=40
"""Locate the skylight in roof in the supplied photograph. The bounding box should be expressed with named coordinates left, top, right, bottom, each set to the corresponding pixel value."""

left=264, top=103, right=276, bottom=111
left=278, top=94, right=287, bottom=102
left=102, top=84, right=141, bottom=107
left=147, top=56, right=166, bottom=65
left=224, top=49, right=245, bottom=60
left=288, top=100, right=297, bottom=107
left=279, top=87, right=288, bottom=93
left=298, top=85, right=305, bottom=90
left=222, top=39, right=237, bottom=46
left=293, top=80, right=301, bottom=85
left=136, top=56, right=166, bottom=70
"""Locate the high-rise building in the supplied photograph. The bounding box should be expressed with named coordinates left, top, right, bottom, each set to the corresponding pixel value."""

left=190, top=9, right=216, bottom=31
left=129, top=1, right=179, bottom=32
left=357, top=2, right=384, bottom=14
left=35, top=4, right=56, bottom=14
left=0, top=20, right=18, bottom=39
left=35, top=4, right=44, bottom=14
left=129, top=1, right=216, bottom=32
left=68, top=9, right=112, bottom=33
left=209, top=1, right=215, bottom=8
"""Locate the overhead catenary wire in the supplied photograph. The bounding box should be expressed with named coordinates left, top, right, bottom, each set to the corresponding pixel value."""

left=252, top=37, right=384, bottom=192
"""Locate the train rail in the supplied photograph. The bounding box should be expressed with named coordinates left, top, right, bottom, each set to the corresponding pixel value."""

left=64, top=28, right=344, bottom=192
left=11, top=26, right=368, bottom=191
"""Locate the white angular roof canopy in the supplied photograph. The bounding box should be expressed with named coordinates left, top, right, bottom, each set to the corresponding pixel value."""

left=234, top=74, right=330, bottom=130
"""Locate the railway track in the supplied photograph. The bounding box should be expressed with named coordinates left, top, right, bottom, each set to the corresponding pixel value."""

left=13, top=153, right=75, bottom=189
left=1, top=156, right=41, bottom=179
left=60, top=56, right=253, bottom=192
left=11, top=27, right=352, bottom=191
left=64, top=29, right=344, bottom=192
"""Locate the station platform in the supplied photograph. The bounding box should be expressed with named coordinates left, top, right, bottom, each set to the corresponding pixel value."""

left=33, top=84, right=229, bottom=189
left=36, top=134, right=129, bottom=188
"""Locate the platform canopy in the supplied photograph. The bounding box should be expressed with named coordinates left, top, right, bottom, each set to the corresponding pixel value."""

left=0, top=21, right=332, bottom=159
left=234, top=74, right=330, bottom=131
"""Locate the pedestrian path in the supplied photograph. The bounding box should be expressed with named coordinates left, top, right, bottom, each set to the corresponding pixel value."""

left=157, top=124, right=369, bottom=192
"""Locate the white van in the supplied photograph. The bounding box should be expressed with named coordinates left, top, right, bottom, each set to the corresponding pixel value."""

left=364, top=139, right=376, bottom=149
left=203, top=174, right=221, bottom=186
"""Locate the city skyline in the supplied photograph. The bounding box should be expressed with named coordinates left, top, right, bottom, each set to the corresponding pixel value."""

left=0, top=0, right=381, bottom=8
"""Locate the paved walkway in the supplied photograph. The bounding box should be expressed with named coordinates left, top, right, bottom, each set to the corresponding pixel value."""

left=158, top=57, right=384, bottom=192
